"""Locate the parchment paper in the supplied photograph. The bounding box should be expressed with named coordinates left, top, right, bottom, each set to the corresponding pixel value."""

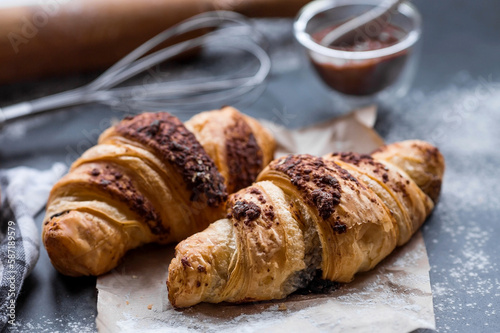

left=96, top=107, right=436, bottom=333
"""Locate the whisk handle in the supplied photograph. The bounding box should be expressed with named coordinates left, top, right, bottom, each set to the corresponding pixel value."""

left=0, top=89, right=105, bottom=127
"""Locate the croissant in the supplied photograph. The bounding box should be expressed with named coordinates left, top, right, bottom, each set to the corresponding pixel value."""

left=167, top=140, right=445, bottom=307
left=42, top=106, right=275, bottom=276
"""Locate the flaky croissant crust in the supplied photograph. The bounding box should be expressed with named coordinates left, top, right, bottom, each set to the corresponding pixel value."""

left=43, top=107, right=275, bottom=276
left=167, top=140, right=445, bottom=308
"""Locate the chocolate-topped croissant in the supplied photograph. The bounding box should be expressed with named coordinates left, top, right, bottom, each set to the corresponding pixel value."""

left=43, top=107, right=275, bottom=276
left=167, top=140, right=445, bottom=307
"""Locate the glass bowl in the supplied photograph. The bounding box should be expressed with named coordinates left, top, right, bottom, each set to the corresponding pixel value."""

left=294, top=0, right=422, bottom=99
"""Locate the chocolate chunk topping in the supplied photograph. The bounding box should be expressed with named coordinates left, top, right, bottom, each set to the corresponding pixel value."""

left=331, top=151, right=390, bottom=187
left=112, top=171, right=123, bottom=180
left=382, top=173, right=389, bottom=183
left=115, top=113, right=227, bottom=207
left=332, top=151, right=374, bottom=166
left=249, top=188, right=262, bottom=195
left=181, top=257, right=191, bottom=268
left=230, top=200, right=261, bottom=226
left=257, top=195, right=266, bottom=204
left=337, top=151, right=413, bottom=198
left=270, top=155, right=346, bottom=220
left=264, top=208, right=275, bottom=221
left=332, top=221, right=347, bottom=234
left=224, top=114, right=263, bottom=192
left=229, top=186, right=278, bottom=229
left=90, top=168, right=100, bottom=176
left=83, top=164, right=168, bottom=235
left=311, top=189, right=339, bottom=220
left=197, top=265, right=206, bottom=273
left=391, top=180, right=408, bottom=197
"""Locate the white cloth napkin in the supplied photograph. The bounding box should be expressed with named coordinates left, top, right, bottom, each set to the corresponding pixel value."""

left=0, top=163, right=66, bottom=330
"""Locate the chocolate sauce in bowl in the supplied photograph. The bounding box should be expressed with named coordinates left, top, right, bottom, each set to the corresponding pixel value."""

left=311, top=23, right=409, bottom=96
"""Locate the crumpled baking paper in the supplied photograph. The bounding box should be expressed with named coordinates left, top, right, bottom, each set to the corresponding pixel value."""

left=96, top=107, right=435, bottom=333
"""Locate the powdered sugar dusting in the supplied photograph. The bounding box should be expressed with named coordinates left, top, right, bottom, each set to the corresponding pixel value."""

left=380, top=72, right=500, bottom=331
left=7, top=315, right=96, bottom=333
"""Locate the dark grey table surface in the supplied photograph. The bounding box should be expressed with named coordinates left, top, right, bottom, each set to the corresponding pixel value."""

left=1, top=0, right=499, bottom=332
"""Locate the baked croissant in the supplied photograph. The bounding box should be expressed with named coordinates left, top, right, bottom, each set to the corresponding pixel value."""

left=167, top=140, right=445, bottom=307
left=43, top=106, right=275, bottom=276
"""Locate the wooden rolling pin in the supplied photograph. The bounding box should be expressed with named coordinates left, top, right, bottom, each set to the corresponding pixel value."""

left=0, top=0, right=311, bottom=85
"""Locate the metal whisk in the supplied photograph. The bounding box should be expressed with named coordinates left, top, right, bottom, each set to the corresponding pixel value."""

left=0, top=11, right=271, bottom=126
